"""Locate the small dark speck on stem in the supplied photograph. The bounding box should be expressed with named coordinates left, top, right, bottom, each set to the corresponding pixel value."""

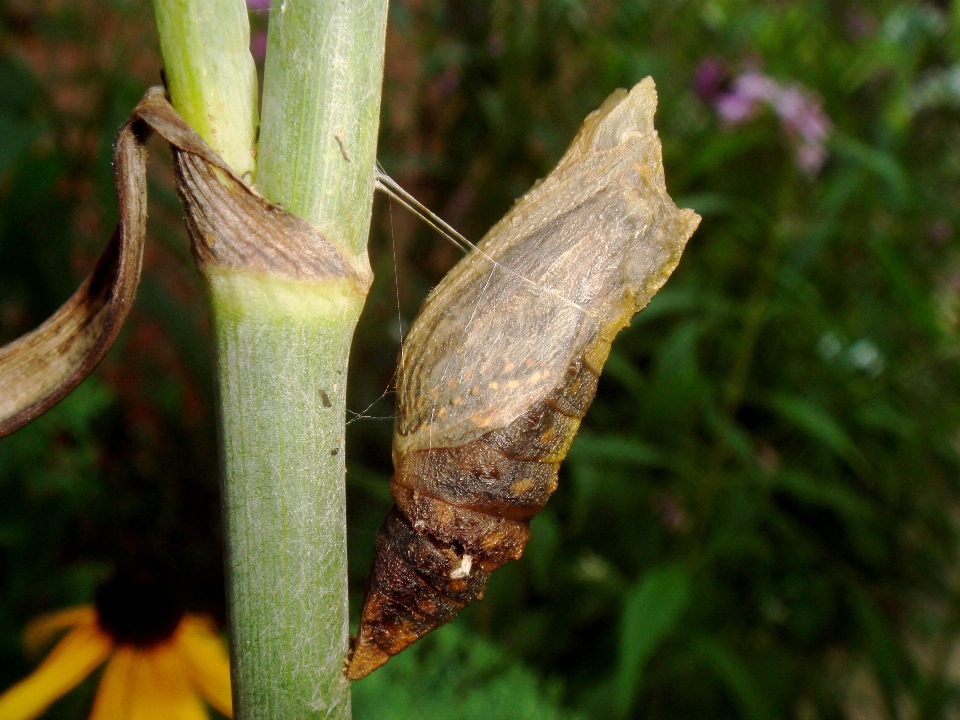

left=331, top=447, right=339, bottom=456
left=319, top=389, right=332, bottom=408
left=334, top=133, right=352, bottom=163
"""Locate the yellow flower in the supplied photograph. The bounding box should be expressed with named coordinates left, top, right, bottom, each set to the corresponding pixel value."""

left=0, top=576, right=233, bottom=720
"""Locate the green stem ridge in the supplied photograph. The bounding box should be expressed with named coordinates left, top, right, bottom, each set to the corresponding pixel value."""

left=152, top=0, right=259, bottom=177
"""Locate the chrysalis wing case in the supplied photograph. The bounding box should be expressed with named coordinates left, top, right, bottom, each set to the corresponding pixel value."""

left=347, top=77, right=700, bottom=679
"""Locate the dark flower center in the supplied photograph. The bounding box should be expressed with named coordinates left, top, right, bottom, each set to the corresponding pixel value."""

left=95, top=573, right=184, bottom=648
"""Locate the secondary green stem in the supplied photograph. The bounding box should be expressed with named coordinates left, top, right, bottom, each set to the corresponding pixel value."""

left=152, top=0, right=258, bottom=177
left=255, top=0, right=389, bottom=255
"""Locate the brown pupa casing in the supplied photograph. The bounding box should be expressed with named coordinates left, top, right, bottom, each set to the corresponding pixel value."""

left=346, top=77, right=700, bottom=679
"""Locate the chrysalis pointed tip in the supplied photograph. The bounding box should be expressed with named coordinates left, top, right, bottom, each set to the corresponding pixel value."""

left=345, top=635, right=391, bottom=680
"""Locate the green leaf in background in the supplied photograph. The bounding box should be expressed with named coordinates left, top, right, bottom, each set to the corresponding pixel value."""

left=692, top=638, right=775, bottom=720
left=766, top=393, right=868, bottom=475
left=831, top=134, right=911, bottom=208
left=763, top=468, right=874, bottom=523
left=615, top=563, right=693, bottom=715
left=352, top=623, right=582, bottom=720
left=566, top=433, right=665, bottom=529
left=567, top=432, right=664, bottom=468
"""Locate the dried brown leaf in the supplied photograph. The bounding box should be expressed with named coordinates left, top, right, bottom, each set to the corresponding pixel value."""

left=0, top=88, right=364, bottom=437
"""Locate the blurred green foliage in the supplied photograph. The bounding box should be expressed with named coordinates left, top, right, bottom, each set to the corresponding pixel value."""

left=2, top=1, right=960, bottom=719
left=352, top=623, right=584, bottom=720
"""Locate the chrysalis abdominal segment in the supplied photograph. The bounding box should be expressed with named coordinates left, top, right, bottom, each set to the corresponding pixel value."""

left=347, top=78, right=700, bottom=679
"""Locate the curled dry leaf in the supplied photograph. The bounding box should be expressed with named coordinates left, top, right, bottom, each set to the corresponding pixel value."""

left=347, top=77, right=701, bottom=679
left=0, top=102, right=149, bottom=437
left=0, top=87, right=363, bottom=438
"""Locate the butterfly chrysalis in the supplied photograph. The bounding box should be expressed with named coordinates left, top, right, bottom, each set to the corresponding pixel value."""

left=346, top=77, right=700, bottom=679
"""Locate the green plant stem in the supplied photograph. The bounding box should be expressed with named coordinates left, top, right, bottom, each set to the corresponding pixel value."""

left=152, top=0, right=387, bottom=715
left=255, top=0, right=389, bottom=255
left=210, top=271, right=366, bottom=719
left=152, top=0, right=259, bottom=177
left=219, top=2, right=387, bottom=718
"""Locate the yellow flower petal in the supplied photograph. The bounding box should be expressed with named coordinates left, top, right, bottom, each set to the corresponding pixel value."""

left=22, top=606, right=97, bottom=657
left=174, top=616, right=233, bottom=718
left=0, top=621, right=112, bottom=720
left=128, top=644, right=208, bottom=720
left=89, top=646, right=135, bottom=720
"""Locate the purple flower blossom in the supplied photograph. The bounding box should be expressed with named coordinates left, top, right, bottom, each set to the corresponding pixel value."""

left=734, top=72, right=782, bottom=104
left=845, top=6, right=878, bottom=39
left=693, top=58, right=730, bottom=104
left=697, top=63, right=832, bottom=176
left=795, top=143, right=828, bottom=175
left=775, top=87, right=831, bottom=174
left=250, top=30, right=267, bottom=62
left=715, top=72, right=780, bottom=123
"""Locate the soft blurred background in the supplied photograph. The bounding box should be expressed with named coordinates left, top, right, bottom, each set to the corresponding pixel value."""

left=1, top=0, right=959, bottom=718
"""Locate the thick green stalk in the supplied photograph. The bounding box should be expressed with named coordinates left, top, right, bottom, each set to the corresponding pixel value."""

left=218, top=1, right=388, bottom=718
left=152, top=0, right=259, bottom=177
left=211, top=271, right=366, bottom=719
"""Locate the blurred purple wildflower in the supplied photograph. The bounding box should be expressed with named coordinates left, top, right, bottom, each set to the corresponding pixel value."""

left=246, top=0, right=270, bottom=10
left=693, top=58, right=730, bottom=104
left=845, top=6, right=879, bottom=39
left=250, top=30, right=267, bottom=62
left=774, top=86, right=831, bottom=174
left=716, top=72, right=780, bottom=123
left=696, top=62, right=832, bottom=175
